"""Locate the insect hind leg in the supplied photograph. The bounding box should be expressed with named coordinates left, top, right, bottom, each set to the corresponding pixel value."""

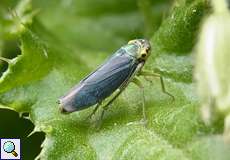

left=94, top=88, right=125, bottom=127
left=86, top=102, right=102, bottom=120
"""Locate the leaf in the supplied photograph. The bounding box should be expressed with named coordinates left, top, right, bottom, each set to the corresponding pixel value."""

left=0, top=107, right=45, bottom=160
left=0, top=0, right=230, bottom=160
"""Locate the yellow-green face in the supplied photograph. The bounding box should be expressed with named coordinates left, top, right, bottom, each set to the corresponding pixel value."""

left=127, top=39, right=151, bottom=62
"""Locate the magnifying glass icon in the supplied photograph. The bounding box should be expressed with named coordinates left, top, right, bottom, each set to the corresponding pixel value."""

left=3, top=141, right=18, bottom=157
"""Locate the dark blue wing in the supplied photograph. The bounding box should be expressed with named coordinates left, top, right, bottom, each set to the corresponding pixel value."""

left=59, top=49, right=138, bottom=112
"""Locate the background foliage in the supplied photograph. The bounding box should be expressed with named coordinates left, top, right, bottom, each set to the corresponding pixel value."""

left=0, top=0, right=229, bottom=160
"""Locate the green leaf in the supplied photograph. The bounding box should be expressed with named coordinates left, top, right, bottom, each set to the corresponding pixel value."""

left=0, top=0, right=230, bottom=160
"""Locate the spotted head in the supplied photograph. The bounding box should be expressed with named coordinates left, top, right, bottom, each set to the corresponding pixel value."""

left=123, top=39, right=151, bottom=62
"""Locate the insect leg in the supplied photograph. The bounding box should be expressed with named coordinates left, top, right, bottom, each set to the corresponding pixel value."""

left=99, top=63, right=144, bottom=122
left=144, top=76, right=153, bottom=84
left=99, top=89, right=124, bottom=121
left=132, top=77, right=147, bottom=125
left=86, top=102, right=102, bottom=120
left=139, top=70, right=175, bottom=100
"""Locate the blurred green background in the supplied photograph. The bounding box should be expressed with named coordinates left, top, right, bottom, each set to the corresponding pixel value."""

left=0, top=0, right=230, bottom=160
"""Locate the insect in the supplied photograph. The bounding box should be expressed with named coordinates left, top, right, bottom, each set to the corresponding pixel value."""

left=58, top=39, right=174, bottom=123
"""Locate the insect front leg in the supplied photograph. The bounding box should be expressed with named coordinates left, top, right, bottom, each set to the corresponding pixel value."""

left=132, top=77, right=147, bottom=126
left=139, top=70, right=175, bottom=101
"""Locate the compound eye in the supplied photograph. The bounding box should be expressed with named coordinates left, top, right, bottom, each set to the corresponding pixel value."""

left=146, top=47, right=151, bottom=53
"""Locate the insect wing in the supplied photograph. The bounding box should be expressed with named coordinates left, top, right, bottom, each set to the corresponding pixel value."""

left=59, top=49, right=137, bottom=112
